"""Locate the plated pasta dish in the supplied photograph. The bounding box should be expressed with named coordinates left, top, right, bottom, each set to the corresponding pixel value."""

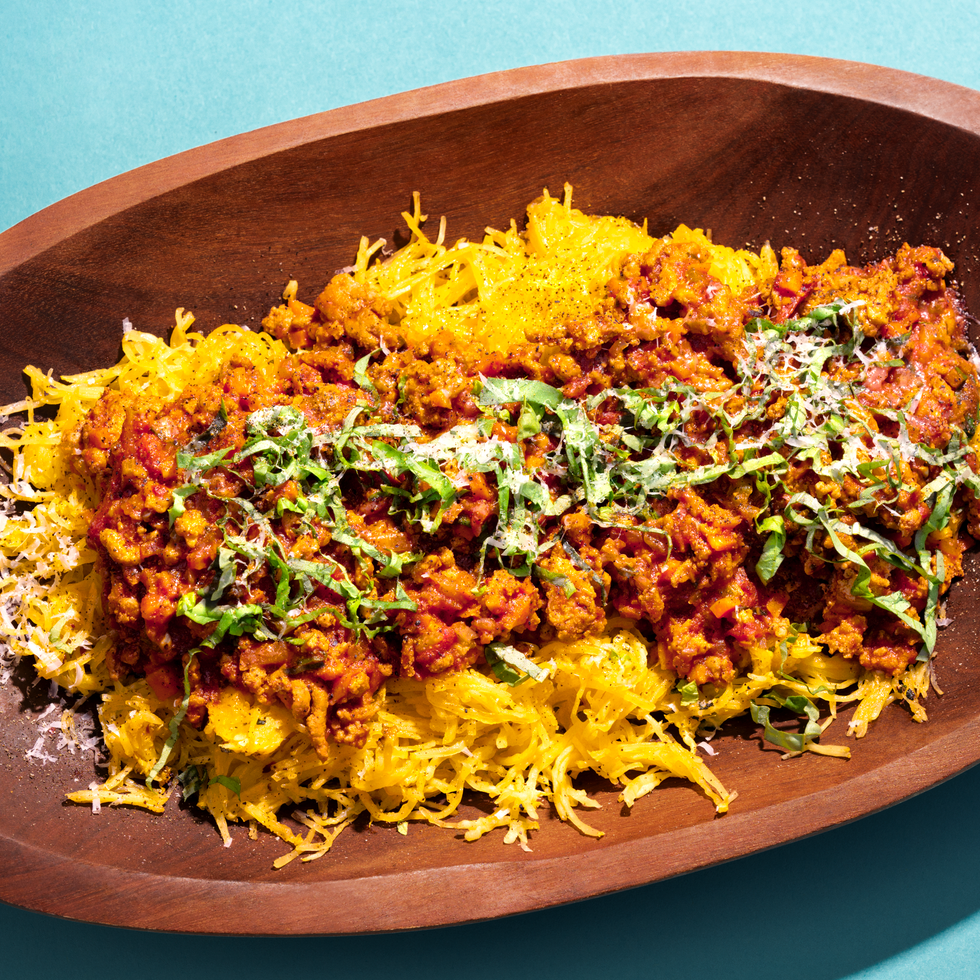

left=2, top=186, right=977, bottom=866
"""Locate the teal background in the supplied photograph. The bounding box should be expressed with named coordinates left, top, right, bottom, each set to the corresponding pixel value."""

left=3, top=1, right=980, bottom=976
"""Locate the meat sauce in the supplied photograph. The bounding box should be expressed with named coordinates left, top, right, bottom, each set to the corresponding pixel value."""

left=76, top=235, right=980, bottom=756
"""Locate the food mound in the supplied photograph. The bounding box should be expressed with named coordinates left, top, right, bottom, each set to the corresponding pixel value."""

left=2, top=187, right=978, bottom=865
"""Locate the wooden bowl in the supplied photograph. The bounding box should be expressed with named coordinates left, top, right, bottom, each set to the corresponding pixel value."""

left=2, top=51, right=980, bottom=935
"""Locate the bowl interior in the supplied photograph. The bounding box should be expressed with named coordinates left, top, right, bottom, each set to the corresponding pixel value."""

left=2, top=53, right=980, bottom=934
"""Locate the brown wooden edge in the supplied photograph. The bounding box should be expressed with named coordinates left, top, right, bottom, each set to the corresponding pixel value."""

left=2, top=713, right=977, bottom=935
left=5, top=51, right=980, bottom=273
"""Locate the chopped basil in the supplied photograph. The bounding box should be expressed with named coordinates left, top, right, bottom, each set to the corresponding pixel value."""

left=169, top=295, right=971, bottom=675
left=751, top=693, right=824, bottom=753
left=178, top=765, right=240, bottom=801
left=211, top=774, right=241, bottom=796
left=676, top=679, right=699, bottom=705
left=352, top=350, right=379, bottom=399
left=147, top=651, right=196, bottom=786
left=178, top=764, right=206, bottom=803
left=485, top=643, right=549, bottom=686
left=167, top=484, right=198, bottom=526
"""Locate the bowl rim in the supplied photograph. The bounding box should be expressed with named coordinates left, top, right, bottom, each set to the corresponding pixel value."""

left=4, top=50, right=980, bottom=274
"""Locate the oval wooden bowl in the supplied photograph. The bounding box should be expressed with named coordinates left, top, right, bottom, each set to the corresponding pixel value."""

left=2, top=51, right=980, bottom=935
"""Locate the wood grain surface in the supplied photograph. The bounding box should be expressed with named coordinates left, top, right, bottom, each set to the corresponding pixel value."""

left=1, top=51, right=980, bottom=934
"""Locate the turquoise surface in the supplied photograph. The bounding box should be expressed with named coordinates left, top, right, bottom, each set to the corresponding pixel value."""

left=2, top=2, right=980, bottom=977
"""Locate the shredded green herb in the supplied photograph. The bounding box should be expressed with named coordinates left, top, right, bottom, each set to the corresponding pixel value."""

left=485, top=643, right=550, bottom=686
left=172, top=300, right=977, bottom=667
left=750, top=693, right=824, bottom=753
